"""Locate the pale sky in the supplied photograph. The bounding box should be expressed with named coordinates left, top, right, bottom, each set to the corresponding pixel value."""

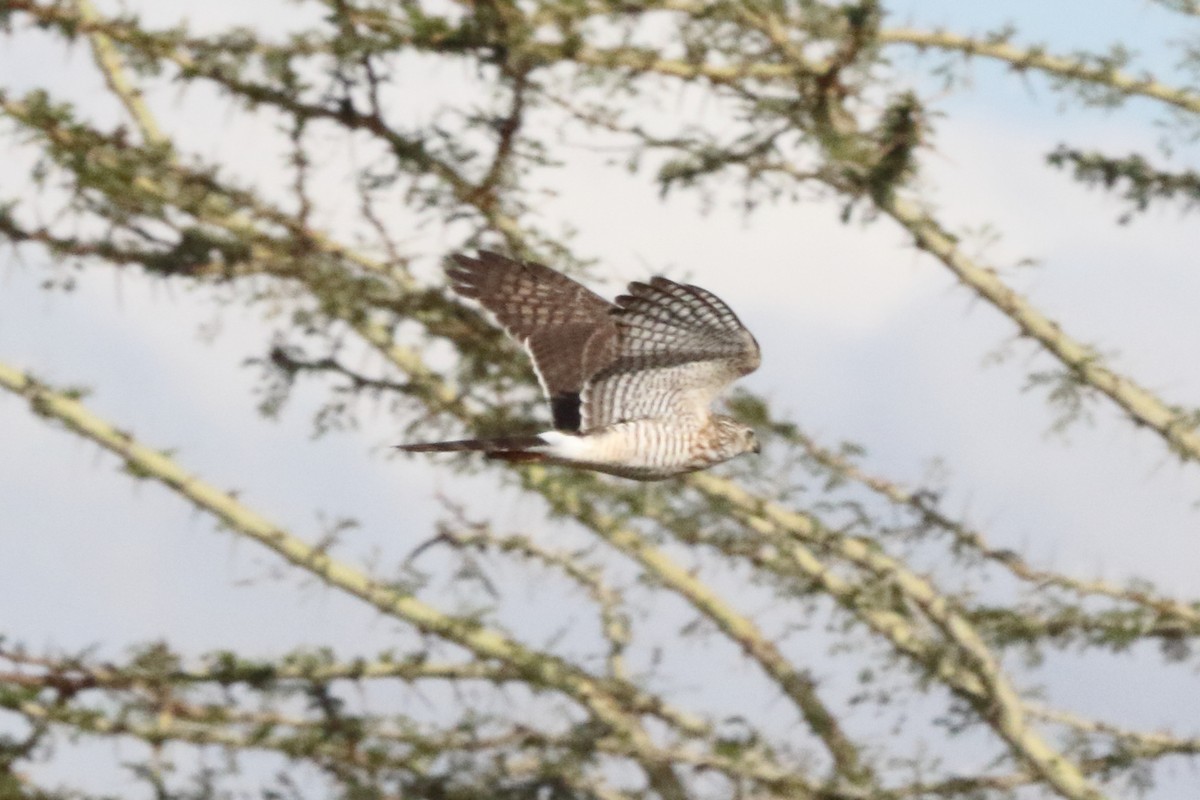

left=2, top=0, right=1199, bottom=796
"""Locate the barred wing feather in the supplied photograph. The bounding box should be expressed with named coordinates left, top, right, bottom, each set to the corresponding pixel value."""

left=448, top=251, right=617, bottom=431
left=581, top=278, right=760, bottom=431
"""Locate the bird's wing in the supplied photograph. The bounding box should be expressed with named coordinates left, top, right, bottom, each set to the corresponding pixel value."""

left=447, top=251, right=618, bottom=431
left=580, top=277, right=760, bottom=432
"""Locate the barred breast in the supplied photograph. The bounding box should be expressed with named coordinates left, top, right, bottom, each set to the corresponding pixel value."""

left=540, top=417, right=716, bottom=480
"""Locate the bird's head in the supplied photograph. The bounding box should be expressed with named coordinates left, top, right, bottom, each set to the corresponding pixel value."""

left=712, top=415, right=762, bottom=459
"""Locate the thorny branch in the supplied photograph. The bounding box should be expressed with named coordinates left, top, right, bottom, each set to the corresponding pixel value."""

left=2, top=1, right=1199, bottom=798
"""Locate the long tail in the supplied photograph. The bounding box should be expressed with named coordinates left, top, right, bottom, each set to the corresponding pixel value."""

left=397, top=435, right=548, bottom=463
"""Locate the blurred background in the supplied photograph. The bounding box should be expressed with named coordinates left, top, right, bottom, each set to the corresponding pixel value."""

left=2, top=1, right=1199, bottom=797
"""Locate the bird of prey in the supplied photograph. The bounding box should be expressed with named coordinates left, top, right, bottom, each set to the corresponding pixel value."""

left=399, top=251, right=761, bottom=480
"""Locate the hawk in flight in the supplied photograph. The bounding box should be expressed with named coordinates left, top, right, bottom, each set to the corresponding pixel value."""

left=399, top=251, right=762, bottom=480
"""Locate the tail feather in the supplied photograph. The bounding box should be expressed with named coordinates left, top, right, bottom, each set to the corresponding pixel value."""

left=397, top=435, right=548, bottom=463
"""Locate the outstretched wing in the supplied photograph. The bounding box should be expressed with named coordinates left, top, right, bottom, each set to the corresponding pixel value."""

left=447, top=251, right=618, bottom=431
left=581, top=277, right=760, bottom=431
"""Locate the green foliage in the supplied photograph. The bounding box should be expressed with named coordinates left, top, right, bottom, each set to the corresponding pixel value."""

left=1048, top=145, right=1200, bottom=221
left=2, top=1, right=1200, bottom=799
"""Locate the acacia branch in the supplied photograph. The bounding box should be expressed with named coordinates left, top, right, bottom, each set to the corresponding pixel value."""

left=526, top=469, right=875, bottom=788
left=459, top=13, right=1200, bottom=477
left=1028, top=704, right=1200, bottom=763
left=545, top=25, right=1200, bottom=472
left=0, top=361, right=692, bottom=800
left=790, top=430, right=1200, bottom=632
left=0, top=646, right=521, bottom=690
left=1, top=691, right=633, bottom=800
left=2, top=27, right=870, bottom=787
left=879, top=193, right=1200, bottom=466
left=879, top=28, right=1200, bottom=114
left=2, top=2, right=1194, bottom=796
left=11, top=0, right=533, bottom=253
left=0, top=45, right=865, bottom=788
left=75, top=0, right=166, bottom=147
left=687, top=473, right=1106, bottom=800
left=436, top=518, right=633, bottom=681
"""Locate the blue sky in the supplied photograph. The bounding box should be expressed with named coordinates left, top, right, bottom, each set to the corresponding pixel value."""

left=2, top=0, right=1199, bottom=796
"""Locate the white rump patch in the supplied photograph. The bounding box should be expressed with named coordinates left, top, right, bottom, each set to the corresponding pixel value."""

left=538, top=430, right=594, bottom=460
